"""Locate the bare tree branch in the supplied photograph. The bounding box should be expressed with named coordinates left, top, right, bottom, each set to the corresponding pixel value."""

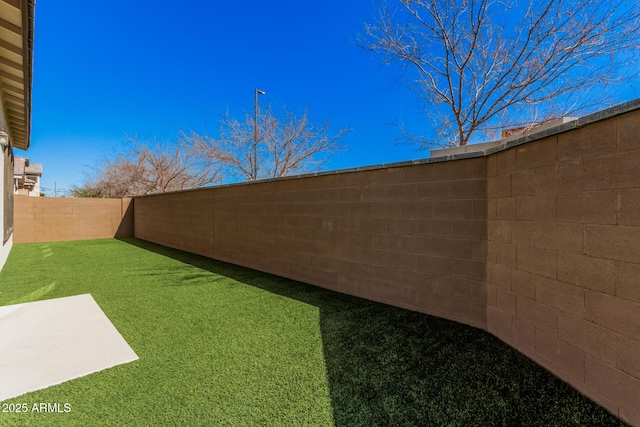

left=182, top=107, right=348, bottom=182
left=362, top=0, right=640, bottom=147
left=77, top=137, right=221, bottom=197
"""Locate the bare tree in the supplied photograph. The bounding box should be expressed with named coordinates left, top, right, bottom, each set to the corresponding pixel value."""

left=77, top=137, right=221, bottom=197
left=363, top=0, right=640, bottom=147
left=183, top=106, right=348, bottom=181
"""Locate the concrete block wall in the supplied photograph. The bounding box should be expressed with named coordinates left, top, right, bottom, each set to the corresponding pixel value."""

left=486, top=109, right=640, bottom=425
left=13, top=196, right=133, bottom=243
left=135, top=158, right=489, bottom=329
left=133, top=101, right=640, bottom=425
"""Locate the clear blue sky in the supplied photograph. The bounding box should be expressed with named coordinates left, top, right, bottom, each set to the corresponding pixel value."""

left=18, top=0, right=429, bottom=194
left=16, top=0, right=640, bottom=194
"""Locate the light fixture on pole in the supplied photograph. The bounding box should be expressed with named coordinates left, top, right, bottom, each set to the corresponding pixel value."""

left=0, top=130, right=9, bottom=147
left=253, top=88, right=266, bottom=180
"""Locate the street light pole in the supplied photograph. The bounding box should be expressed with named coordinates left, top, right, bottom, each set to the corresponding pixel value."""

left=253, top=88, right=266, bottom=181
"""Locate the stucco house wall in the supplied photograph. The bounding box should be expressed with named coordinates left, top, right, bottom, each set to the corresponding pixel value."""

left=0, top=0, right=35, bottom=272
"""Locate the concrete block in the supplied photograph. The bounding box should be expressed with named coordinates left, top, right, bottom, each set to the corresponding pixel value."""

left=618, top=336, right=640, bottom=380
left=583, top=150, right=640, bottom=191
left=487, top=283, right=497, bottom=307
left=516, top=194, right=556, bottom=221
left=416, top=254, right=451, bottom=276
left=385, top=183, right=417, bottom=201
left=517, top=245, right=557, bottom=279
left=585, top=225, right=640, bottom=264
left=358, top=217, right=386, bottom=234
left=451, top=297, right=487, bottom=324
left=451, top=258, right=486, bottom=281
left=385, top=218, right=416, bottom=236
left=556, top=253, right=616, bottom=295
left=416, top=181, right=451, bottom=199
left=515, top=136, right=557, bottom=170
left=349, top=262, right=372, bottom=279
left=557, top=190, right=617, bottom=225
left=511, top=220, right=535, bottom=247
left=360, top=185, right=388, bottom=202
left=513, top=317, right=536, bottom=350
left=370, top=265, right=407, bottom=286
left=487, top=199, right=497, bottom=220
left=401, top=270, right=436, bottom=291
left=557, top=119, right=617, bottom=163
left=431, top=275, right=467, bottom=298
left=372, top=234, right=403, bottom=251
left=449, top=178, right=486, bottom=199
left=416, top=218, right=451, bottom=236
left=496, top=197, right=516, bottom=220
left=488, top=220, right=512, bottom=243
left=536, top=329, right=585, bottom=382
left=487, top=262, right=512, bottom=290
left=412, top=236, right=471, bottom=258
left=618, top=189, right=640, bottom=226
left=349, top=232, right=374, bottom=249
left=494, top=241, right=517, bottom=268
left=384, top=250, right=417, bottom=270
left=487, top=153, right=497, bottom=177
left=488, top=305, right=513, bottom=341
left=554, top=160, right=586, bottom=193
left=585, top=290, right=640, bottom=341
left=585, top=355, right=640, bottom=424
left=349, top=246, right=386, bottom=266
left=413, top=290, right=453, bottom=316
left=511, top=169, right=537, bottom=196
left=516, top=295, right=558, bottom=335
left=433, top=200, right=473, bottom=219
left=496, top=288, right=517, bottom=315
left=470, top=239, right=488, bottom=261
left=488, top=174, right=511, bottom=198
left=472, top=199, right=488, bottom=219
left=373, top=202, right=403, bottom=218
left=451, top=219, right=486, bottom=239
left=348, top=201, right=375, bottom=217
left=533, top=221, right=583, bottom=254
left=401, top=200, right=435, bottom=218
left=617, top=261, right=640, bottom=304
left=557, top=312, right=618, bottom=367
left=495, top=148, right=516, bottom=176
left=617, top=110, right=640, bottom=152
left=529, top=274, right=584, bottom=318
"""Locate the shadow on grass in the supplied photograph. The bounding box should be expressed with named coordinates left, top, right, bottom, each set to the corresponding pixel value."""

left=118, top=237, right=626, bottom=427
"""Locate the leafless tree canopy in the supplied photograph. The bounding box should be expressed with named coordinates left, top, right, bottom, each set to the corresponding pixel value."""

left=183, top=106, right=348, bottom=181
left=75, top=138, right=220, bottom=197
left=363, top=0, right=640, bottom=147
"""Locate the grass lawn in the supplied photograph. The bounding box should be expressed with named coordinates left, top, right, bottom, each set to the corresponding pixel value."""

left=0, top=238, right=627, bottom=426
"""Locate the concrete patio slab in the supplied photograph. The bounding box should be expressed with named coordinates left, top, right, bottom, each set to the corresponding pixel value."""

left=0, top=294, right=138, bottom=401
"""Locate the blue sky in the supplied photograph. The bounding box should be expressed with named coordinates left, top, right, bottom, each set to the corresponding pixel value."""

left=16, top=0, right=640, bottom=194
left=19, top=0, right=430, bottom=193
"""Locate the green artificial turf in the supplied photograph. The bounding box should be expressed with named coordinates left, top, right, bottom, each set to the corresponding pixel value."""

left=0, top=238, right=627, bottom=426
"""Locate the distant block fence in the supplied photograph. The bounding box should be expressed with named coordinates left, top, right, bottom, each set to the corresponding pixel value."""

left=14, top=196, right=133, bottom=243
left=14, top=100, right=640, bottom=424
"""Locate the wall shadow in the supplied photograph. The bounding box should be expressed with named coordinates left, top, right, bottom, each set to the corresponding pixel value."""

left=115, top=198, right=134, bottom=238
left=117, top=237, right=627, bottom=426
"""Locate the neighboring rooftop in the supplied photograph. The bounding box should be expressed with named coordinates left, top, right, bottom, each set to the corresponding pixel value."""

left=14, top=155, right=42, bottom=195
left=13, top=155, right=40, bottom=176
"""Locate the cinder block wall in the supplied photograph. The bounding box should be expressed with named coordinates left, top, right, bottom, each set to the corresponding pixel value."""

left=486, top=109, right=640, bottom=425
left=134, top=104, right=640, bottom=425
left=14, top=196, right=133, bottom=243
left=135, top=158, right=489, bottom=329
